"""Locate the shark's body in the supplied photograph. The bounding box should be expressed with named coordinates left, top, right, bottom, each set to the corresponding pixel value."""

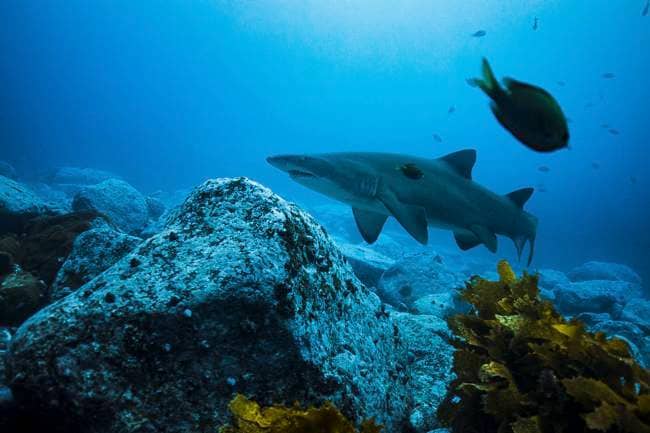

left=267, top=150, right=538, bottom=264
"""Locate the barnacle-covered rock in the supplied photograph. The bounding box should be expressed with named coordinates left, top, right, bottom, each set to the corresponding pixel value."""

left=7, top=178, right=411, bottom=433
left=0, top=175, right=51, bottom=233
left=50, top=221, right=141, bottom=300
left=438, top=260, right=650, bottom=433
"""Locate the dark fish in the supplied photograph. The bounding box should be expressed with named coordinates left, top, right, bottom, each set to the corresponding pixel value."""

left=538, top=165, right=550, bottom=173
left=448, top=106, right=456, bottom=115
left=591, top=162, right=600, bottom=169
left=397, top=163, right=424, bottom=180
left=602, top=72, right=616, bottom=79
left=533, top=17, right=539, bottom=30
left=433, top=133, right=443, bottom=143
left=470, top=58, right=570, bottom=152
left=643, top=0, right=649, bottom=16
left=472, top=30, right=487, bottom=37
left=557, top=81, right=566, bottom=87
left=609, top=129, right=620, bottom=135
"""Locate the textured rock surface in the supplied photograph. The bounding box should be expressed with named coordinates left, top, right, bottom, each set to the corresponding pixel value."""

left=51, top=222, right=142, bottom=300
left=72, top=179, right=148, bottom=234
left=412, top=292, right=463, bottom=318
left=335, top=239, right=395, bottom=288
left=567, top=261, right=642, bottom=285
left=378, top=252, right=467, bottom=309
left=145, top=196, right=166, bottom=220
left=554, top=280, right=641, bottom=316
left=49, top=167, right=120, bottom=187
left=7, top=178, right=411, bottom=433
left=393, top=312, right=454, bottom=432
left=0, top=271, right=47, bottom=326
left=0, top=176, right=50, bottom=232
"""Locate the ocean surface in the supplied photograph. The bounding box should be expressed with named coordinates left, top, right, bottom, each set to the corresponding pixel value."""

left=1, top=1, right=649, bottom=281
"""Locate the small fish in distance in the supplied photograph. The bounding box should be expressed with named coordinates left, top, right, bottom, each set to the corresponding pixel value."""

left=469, top=58, right=570, bottom=152
left=609, top=129, right=620, bottom=135
left=557, top=81, right=566, bottom=87
left=533, top=17, right=539, bottom=30
left=538, top=165, right=550, bottom=173
left=643, top=0, right=649, bottom=16
left=602, top=72, right=616, bottom=79
left=448, top=106, right=456, bottom=115
left=591, top=162, right=600, bottom=170
left=472, top=30, right=487, bottom=37
left=433, top=133, right=443, bottom=143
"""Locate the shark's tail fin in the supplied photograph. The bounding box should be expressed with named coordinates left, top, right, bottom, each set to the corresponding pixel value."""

left=469, top=58, right=502, bottom=101
left=513, top=212, right=538, bottom=266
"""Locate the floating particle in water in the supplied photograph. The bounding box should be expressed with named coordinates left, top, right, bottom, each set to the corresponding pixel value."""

left=471, top=30, right=487, bottom=37
left=609, top=129, right=620, bottom=135
left=643, top=0, right=649, bottom=16
left=601, top=123, right=610, bottom=129
left=557, top=80, right=566, bottom=87
left=584, top=102, right=594, bottom=109
left=433, top=133, right=443, bottom=143
left=448, top=106, right=456, bottom=115
left=533, top=17, right=539, bottom=30
left=591, top=162, right=601, bottom=169
left=602, top=72, right=616, bottom=79
left=538, top=165, right=551, bottom=173
left=630, top=176, right=638, bottom=184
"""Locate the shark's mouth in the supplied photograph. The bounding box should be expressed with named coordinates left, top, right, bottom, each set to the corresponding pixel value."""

left=288, top=170, right=316, bottom=179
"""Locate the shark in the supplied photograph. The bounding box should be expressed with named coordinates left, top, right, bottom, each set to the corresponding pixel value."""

left=267, top=149, right=538, bottom=265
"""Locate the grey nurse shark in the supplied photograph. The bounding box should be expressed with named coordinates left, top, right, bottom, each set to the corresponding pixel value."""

left=267, top=149, right=538, bottom=265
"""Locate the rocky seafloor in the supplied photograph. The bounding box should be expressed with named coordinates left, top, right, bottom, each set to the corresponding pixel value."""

left=0, top=162, right=647, bottom=433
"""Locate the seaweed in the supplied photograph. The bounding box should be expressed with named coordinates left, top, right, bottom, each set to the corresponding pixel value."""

left=219, top=394, right=382, bottom=433
left=438, top=260, right=650, bottom=433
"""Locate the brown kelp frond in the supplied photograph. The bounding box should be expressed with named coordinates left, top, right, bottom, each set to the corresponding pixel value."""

left=439, top=260, right=650, bottom=433
left=219, top=394, right=382, bottom=433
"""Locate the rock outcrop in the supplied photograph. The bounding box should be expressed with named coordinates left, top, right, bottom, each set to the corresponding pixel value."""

left=567, top=261, right=642, bottom=285
left=6, top=178, right=412, bottom=433
left=72, top=179, right=148, bottom=235
left=0, top=176, right=51, bottom=233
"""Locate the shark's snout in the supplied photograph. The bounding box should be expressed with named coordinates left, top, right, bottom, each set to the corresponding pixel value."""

left=266, top=154, right=320, bottom=179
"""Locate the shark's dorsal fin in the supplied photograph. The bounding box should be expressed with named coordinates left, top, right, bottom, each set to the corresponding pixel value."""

left=352, top=208, right=388, bottom=244
left=505, top=187, right=534, bottom=208
left=439, top=149, right=476, bottom=179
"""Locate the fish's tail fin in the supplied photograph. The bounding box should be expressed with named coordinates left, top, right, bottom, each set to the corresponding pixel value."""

left=470, top=58, right=502, bottom=100
left=513, top=212, right=538, bottom=267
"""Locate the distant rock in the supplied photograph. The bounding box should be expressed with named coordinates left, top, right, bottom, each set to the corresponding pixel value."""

left=306, top=203, right=360, bottom=240
left=0, top=271, right=47, bottom=326
left=378, top=252, right=467, bottom=309
left=49, top=167, right=120, bottom=187
left=621, top=299, right=650, bottom=331
left=335, top=239, right=395, bottom=288
left=72, top=179, right=148, bottom=235
left=412, top=292, right=463, bottom=319
left=536, top=268, right=570, bottom=291
left=25, top=182, right=71, bottom=214
left=0, top=162, right=16, bottom=180
left=393, top=312, right=453, bottom=432
left=554, top=280, right=642, bottom=317
left=0, top=176, right=51, bottom=233
left=567, top=261, right=642, bottom=285
left=588, top=319, right=649, bottom=367
left=145, top=196, right=166, bottom=220
left=51, top=222, right=141, bottom=300
left=6, top=178, right=412, bottom=433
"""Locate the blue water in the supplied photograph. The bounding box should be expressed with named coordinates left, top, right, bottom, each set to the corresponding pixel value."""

left=1, top=1, right=649, bottom=283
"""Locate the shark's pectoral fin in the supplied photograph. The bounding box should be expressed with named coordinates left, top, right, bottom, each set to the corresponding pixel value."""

left=378, top=190, right=428, bottom=245
left=453, top=230, right=481, bottom=251
left=470, top=224, right=498, bottom=253
left=352, top=208, right=388, bottom=244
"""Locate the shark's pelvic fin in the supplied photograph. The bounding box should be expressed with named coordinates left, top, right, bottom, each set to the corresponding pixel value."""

left=453, top=230, right=481, bottom=251
left=439, top=149, right=477, bottom=180
left=470, top=224, right=498, bottom=252
left=378, top=189, right=428, bottom=245
left=505, top=187, right=534, bottom=208
left=352, top=208, right=388, bottom=244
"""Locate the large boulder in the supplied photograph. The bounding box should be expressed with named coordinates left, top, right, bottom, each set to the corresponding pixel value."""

left=335, top=239, right=395, bottom=288
left=0, top=271, right=47, bottom=326
left=0, top=176, right=50, bottom=233
left=554, top=280, right=642, bottom=317
left=72, top=179, right=148, bottom=235
left=567, top=261, right=642, bottom=285
left=49, top=167, right=120, bottom=187
left=6, top=178, right=411, bottom=433
left=393, top=312, right=454, bottom=432
left=51, top=222, right=142, bottom=300
left=378, top=252, right=467, bottom=310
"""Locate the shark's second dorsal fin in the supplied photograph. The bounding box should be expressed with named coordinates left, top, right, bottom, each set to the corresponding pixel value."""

left=439, top=149, right=476, bottom=179
left=505, top=187, right=534, bottom=208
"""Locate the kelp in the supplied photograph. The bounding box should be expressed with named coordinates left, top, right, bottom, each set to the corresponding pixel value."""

left=219, top=394, right=382, bottom=433
left=438, top=260, right=650, bottom=433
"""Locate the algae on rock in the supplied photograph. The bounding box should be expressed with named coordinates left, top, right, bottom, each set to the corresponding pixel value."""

left=438, top=260, right=650, bottom=433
